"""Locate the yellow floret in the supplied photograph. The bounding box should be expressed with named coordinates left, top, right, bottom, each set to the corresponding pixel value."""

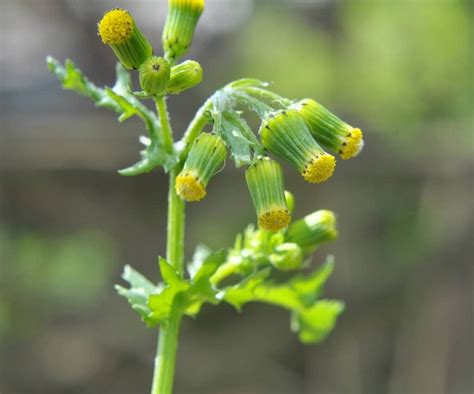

left=302, top=154, right=336, bottom=183
left=258, top=209, right=291, bottom=232
left=175, top=172, right=206, bottom=202
left=98, top=9, right=134, bottom=45
left=170, top=0, right=205, bottom=12
left=340, top=128, right=364, bottom=160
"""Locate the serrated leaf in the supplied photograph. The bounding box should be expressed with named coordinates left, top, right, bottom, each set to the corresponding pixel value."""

left=115, top=265, right=161, bottom=326
left=292, top=299, right=344, bottom=344
left=121, top=264, right=157, bottom=295
left=48, top=58, right=173, bottom=175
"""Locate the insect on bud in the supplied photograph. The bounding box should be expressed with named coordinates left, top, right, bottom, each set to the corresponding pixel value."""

left=293, top=99, right=364, bottom=160
left=166, top=60, right=203, bottom=94
left=176, top=133, right=227, bottom=202
left=246, top=157, right=291, bottom=232
left=163, top=0, right=205, bottom=62
left=98, top=9, right=153, bottom=70
left=286, top=210, right=338, bottom=255
left=260, top=109, right=336, bottom=183
left=269, top=243, right=303, bottom=271
left=139, top=57, right=171, bottom=96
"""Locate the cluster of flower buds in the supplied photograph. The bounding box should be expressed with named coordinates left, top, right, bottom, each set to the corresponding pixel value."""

left=175, top=133, right=227, bottom=201
left=97, top=4, right=204, bottom=96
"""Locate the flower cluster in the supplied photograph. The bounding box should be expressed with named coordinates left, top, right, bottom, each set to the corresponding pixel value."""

left=178, top=95, right=364, bottom=232
left=97, top=4, right=364, bottom=232
left=98, top=3, right=204, bottom=96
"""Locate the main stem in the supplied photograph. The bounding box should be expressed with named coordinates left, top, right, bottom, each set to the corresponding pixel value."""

left=151, top=98, right=185, bottom=394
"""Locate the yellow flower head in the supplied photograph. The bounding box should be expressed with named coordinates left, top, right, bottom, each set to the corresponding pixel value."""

left=98, top=9, right=134, bottom=45
left=339, top=128, right=364, bottom=160
left=302, top=154, right=336, bottom=183
left=175, top=171, right=207, bottom=202
left=259, top=209, right=291, bottom=232
left=170, top=0, right=205, bottom=12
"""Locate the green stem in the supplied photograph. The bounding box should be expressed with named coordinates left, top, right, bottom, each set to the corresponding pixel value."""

left=151, top=96, right=186, bottom=393
left=179, top=99, right=212, bottom=161
left=156, top=96, right=174, bottom=154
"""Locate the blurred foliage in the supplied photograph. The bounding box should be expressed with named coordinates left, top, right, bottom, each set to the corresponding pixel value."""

left=0, top=229, right=115, bottom=337
left=236, top=1, right=473, bottom=150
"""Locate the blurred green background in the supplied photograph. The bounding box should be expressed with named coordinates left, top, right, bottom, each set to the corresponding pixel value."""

left=0, top=0, right=472, bottom=393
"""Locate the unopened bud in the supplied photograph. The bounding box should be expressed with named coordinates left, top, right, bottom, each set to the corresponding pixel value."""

left=286, top=210, right=338, bottom=255
left=139, top=57, right=170, bottom=96
left=163, top=0, right=205, bottom=62
left=166, top=60, right=203, bottom=94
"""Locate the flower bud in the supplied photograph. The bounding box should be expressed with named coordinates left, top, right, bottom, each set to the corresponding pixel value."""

left=176, top=133, right=226, bottom=202
left=162, top=0, right=205, bottom=62
left=139, top=57, right=171, bottom=96
left=246, top=157, right=291, bottom=232
left=98, top=9, right=153, bottom=70
left=292, top=99, right=364, bottom=160
left=286, top=210, right=338, bottom=255
left=166, top=60, right=203, bottom=94
left=269, top=243, right=303, bottom=271
left=260, top=110, right=336, bottom=184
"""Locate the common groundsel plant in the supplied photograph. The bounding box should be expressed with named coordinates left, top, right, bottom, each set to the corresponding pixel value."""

left=47, top=1, right=365, bottom=393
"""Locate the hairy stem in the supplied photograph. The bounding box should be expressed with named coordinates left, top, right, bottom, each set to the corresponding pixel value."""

left=151, top=99, right=185, bottom=393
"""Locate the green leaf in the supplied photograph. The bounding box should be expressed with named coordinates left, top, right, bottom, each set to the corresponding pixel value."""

left=228, top=90, right=273, bottom=118
left=115, top=265, right=161, bottom=326
left=192, top=250, right=226, bottom=283
left=182, top=250, right=227, bottom=317
left=187, top=244, right=212, bottom=278
left=47, top=57, right=118, bottom=111
left=158, top=257, right=182, bottom=287
left=218, top=268, right=271, bottom=310
left=147, top=258, right=190, bottom=323
left=47, top=58, right=175, bottom=175
left=292, top=299, right=345, bottom=344
left=288, top=257, right=335, bottom=307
